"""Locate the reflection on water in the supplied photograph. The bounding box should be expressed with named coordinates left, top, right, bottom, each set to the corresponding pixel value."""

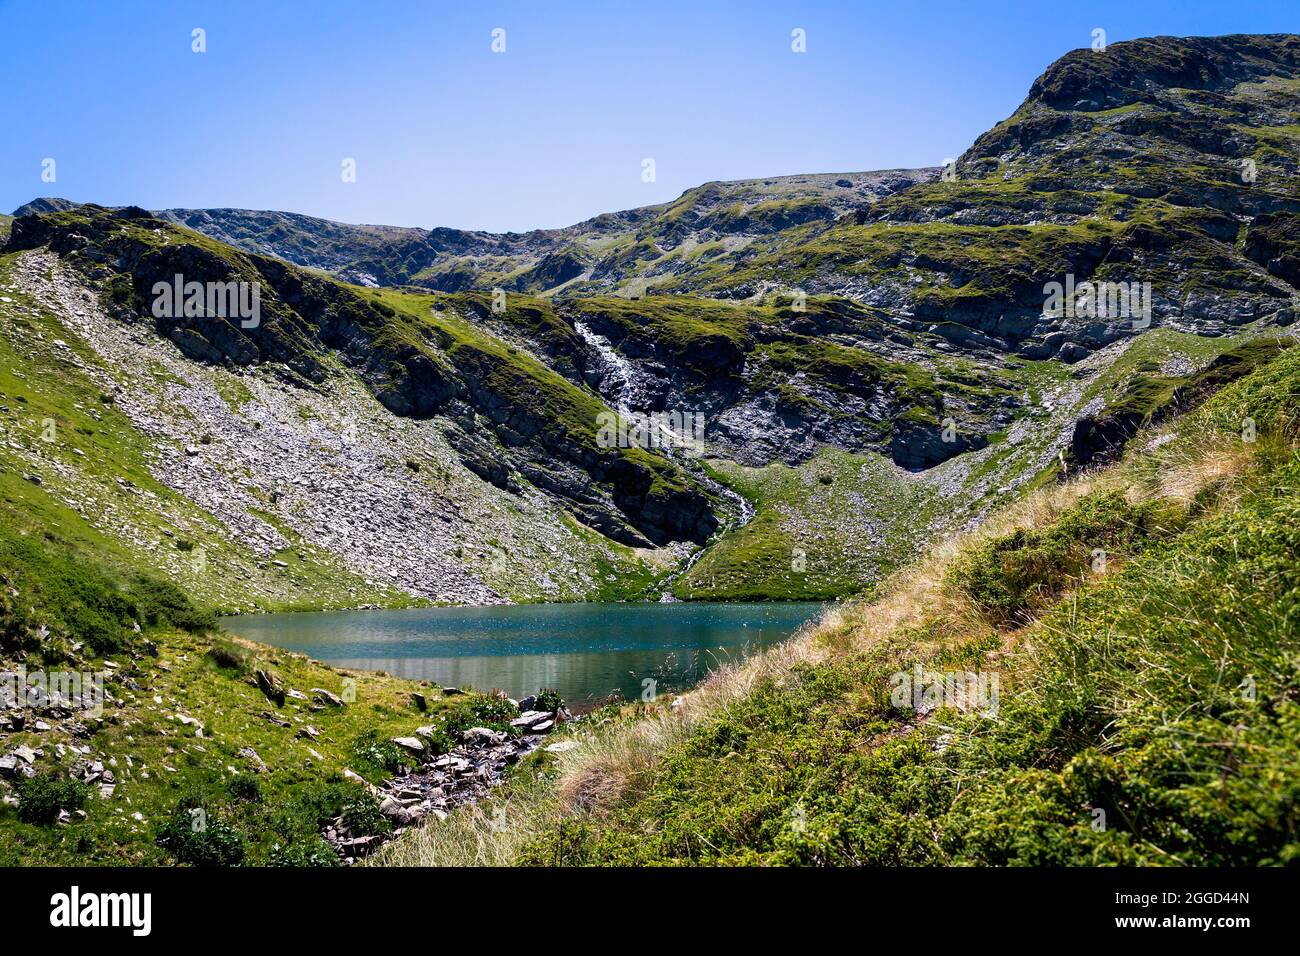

left=220, top=601, right=823, bottom=704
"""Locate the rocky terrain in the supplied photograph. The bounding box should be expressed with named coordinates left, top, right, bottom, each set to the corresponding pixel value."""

left=328, top=696, right=572, bottom=864
left=153, top=168, right=934, bottom=295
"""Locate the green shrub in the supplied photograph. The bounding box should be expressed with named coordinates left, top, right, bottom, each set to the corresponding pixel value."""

left=949, top=491, right=1183, bottom=624
left=227, top=774, right=262, bottom=803
left=266, top=781, right=347, bottom=846
left=154, top=804, right=246, bottom=866
left=14, top=774, right=89, bottom=825
left=534, top=689, right=563, bottom=712
left=348, top=729, right=416, bottom=776
left=340, top=786, right=391, bottom=837
left=468, top=693, right=519, bottom=724
left=267, top=836, right=342, bottom=867
left=206, top=638, right=251, bottom=674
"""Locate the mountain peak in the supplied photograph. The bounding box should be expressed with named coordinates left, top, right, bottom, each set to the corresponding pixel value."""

left=1027, top=33, right=1300, bottom=112
left=11, top=196, right=82, bottom=217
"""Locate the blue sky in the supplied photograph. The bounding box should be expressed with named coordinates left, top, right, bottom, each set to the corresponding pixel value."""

left=1, top=0, right=1295, bottom=231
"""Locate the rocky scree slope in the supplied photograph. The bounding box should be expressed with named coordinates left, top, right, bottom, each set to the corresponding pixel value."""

left=6, top=208, right=718, bottom=550
left=0, top=226, right=724, bottom=611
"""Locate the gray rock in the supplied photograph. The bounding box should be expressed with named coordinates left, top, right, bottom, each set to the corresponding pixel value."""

left=311, top=688, right=345, bottom=707
left=510, top=710, right=552, bottom=729
left=255, top=669, right=286, bottom=706
left=461, top=727, right=507, bottom=746
left=236, top=749, right=266, bottom=770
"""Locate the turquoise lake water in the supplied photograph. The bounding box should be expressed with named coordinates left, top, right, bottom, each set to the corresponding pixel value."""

left=219, top=601, right=823, bottom=705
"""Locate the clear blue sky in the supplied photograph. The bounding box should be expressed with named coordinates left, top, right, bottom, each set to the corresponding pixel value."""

left=1, top=0, right=1295, bottom=231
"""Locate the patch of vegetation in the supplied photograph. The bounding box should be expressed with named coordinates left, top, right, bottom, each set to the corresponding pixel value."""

left=569, top=295, right=759, bottom=378
left=340, top=785, right=391, bottom=837
left=0, top=526, right=213, bottom=657
left=949, top=490, right=1185, bottom=624
left=676, top=450, right=937, bottom=601
left=15, top=774, right=89, bottom=825
left=349, top=729, right=418, bottom=777
left=155, top=802, right=246, bottom=866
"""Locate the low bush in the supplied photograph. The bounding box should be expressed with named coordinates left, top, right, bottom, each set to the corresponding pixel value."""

left=14, top=773, right=89, bottom=825
left=154, top=804, right=246, bottom=866
left=348, top=729, right=416, bottom=776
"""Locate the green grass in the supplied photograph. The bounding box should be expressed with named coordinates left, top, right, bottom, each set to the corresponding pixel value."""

left=0, top=622, right=465, bottom=865
left=948, top=489, right=1186, bottom=625
left=0, top=521, right=553, bottom=865
left=508, top=344, right=1300, bottom=865
left=0, top=524, right=214, bottom=658
left=674, top=450, right=937, bottom=601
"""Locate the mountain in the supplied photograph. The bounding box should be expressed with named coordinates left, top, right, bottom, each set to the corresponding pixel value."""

left=151, top=168, right=933, bottom=294
left=5, top=32, right=1300, bottom=613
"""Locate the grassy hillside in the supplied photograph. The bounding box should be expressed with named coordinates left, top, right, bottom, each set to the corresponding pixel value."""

left=0, top=519, right=537, bottom=865
left=673, top=450, right=937, bottom=600
left=377, top=340, right=1300, bottom=866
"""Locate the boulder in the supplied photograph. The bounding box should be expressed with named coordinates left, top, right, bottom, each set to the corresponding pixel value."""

left=461, top=727, right=507, bottom=747
left=312, top=688, right=345, bottom=707
left=255, top=669, right=286, bottom=706
left=510, top=710, right=553, bottom=730
left=237, top=749, right=267, bottom=775
left=379, top=796, right=415, bottom=825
